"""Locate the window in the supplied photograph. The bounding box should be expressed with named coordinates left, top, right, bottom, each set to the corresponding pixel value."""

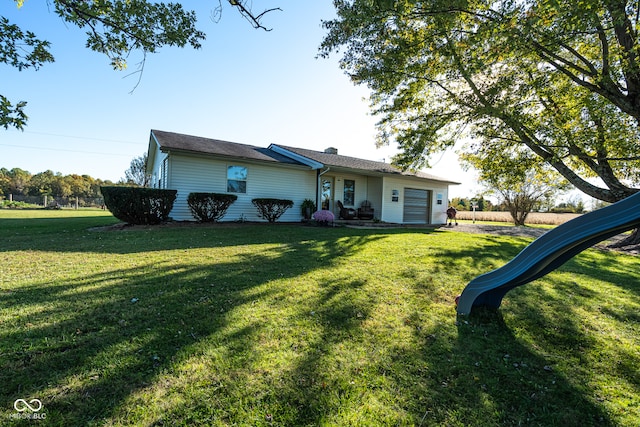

left=159, top=158, right=168, bottom=189
left=343, top=179, right=355, bottom=206
left=227, top=166, right=247, bottom=193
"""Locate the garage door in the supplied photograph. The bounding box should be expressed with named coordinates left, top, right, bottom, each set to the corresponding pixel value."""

left=403, top=188, right=431, bottom=224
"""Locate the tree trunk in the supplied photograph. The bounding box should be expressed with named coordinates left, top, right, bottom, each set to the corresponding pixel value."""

left=608, top=228, right=640, bottom=248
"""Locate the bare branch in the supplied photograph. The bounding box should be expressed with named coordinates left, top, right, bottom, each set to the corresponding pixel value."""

left=125, top=52, right=146, bottom=94
left=228, top=0, right=282, bottom=31
left=211, top=0, right=224, bottom=24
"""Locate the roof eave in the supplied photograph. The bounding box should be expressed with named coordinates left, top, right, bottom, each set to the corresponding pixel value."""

left=268, top=144, right=325, bottom=170
left=146, top=131, right=161, bottom=174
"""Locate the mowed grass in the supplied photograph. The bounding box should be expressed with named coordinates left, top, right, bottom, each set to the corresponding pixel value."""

left=1, top=209, right=639, bottom=426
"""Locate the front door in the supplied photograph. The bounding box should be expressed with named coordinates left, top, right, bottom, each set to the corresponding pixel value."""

left=321, top=177, right=334, bottom=212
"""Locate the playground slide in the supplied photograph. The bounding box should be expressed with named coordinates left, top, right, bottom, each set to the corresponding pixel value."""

left=456, top=191, right=640, bottom=316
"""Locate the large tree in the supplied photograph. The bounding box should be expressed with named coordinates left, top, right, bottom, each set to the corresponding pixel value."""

left=1, top=0, right=278, bottom=129
left=320, top=0, right=640, bottom=204
left=124, top=153, right=150, bottom=187
left=461, top=148, right=570, bottom=225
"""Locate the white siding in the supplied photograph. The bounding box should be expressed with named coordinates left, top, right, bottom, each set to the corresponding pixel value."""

left=365, top=177, right=383, bottom=220
left=322, top=173, right=385, bottom=218
left=167, top=153, right=316, bottom=222
left=381, top=176, right=449, bottom=224
left=148, top=142, right=168, bottom=189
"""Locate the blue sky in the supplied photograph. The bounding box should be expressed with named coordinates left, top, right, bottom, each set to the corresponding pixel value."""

left=1, top=1, right=477, bottom=196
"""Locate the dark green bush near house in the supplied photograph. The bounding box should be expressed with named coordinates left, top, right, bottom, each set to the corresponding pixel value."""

left=252, top=198, right=293, bottom=223
left=187, top=192, right=237, bottom=222
left=300, top=198, right=316, bottom=219
left=101, top=186, right=177, bottom=225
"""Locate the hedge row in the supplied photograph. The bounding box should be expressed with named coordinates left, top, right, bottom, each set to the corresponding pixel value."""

left=101, top=188, right=294, bottom=225
left=101, top=186, right=177, bottom=225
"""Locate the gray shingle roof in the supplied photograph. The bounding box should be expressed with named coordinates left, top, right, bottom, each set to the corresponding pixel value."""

left=151, top=130, right=304, bottom=165
left=272, top=145, right=459, bottom=184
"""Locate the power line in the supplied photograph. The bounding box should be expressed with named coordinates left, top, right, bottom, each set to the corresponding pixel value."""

left=4, top=129, right=144, bottom=145
left=0, top=142, right=134, bottom=157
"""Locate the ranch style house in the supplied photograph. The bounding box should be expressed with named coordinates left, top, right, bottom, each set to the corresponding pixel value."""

left=146, top=129, right=459, bottom=224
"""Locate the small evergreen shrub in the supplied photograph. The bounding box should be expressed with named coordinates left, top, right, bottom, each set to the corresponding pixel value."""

left=300, top=199, right=317, bottom=219
left=252, top=198, right=293, bottom=223
left=101, top=186, right=177, bottom=225
left=187, top=192, right=237, bottom=222
left=1, top=200, right=34, bottom=209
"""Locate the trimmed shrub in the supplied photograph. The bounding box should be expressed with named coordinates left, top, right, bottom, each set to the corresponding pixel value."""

left=252, top=198, right=294, bottom=223
left=187, top=192, right=237, bottom=222
left=101, top=186, right=177, bottom=225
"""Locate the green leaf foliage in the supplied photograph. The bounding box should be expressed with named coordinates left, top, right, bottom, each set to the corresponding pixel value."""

left=0, top=15, right=53, bottom=129
left=101, top=186, right=177, bottom=225
left=187, top=192, right=237, bottom=222
left=52, top=0, right=205, bottom=70
left=251, top=197, right=294, bottom=223
left=461, top=147, right=570, bottom=225
left=1, top=0, right=206, bottom=129
left=321, top=0, right=640, bottom=202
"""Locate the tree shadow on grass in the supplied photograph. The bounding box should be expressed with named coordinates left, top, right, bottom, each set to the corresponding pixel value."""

left=0, top=220, right=437, bottom=255
left=433, top=242, right=639, bottom=426
left=428, top=233, right=533, bottom=284
left=3, top=222, right=635, bottom=425
left=0, top=227, right=392, bottom=425
left=259, top=272, right=620, bottom=425
left=448, top=308, right=616, bottom=426
left=254, top=234, right=637, bottom=426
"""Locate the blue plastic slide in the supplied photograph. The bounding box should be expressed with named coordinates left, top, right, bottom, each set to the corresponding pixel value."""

left=456, top=191, right=640, bottom=316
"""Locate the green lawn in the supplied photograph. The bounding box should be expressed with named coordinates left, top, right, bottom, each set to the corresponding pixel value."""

left=1, top=209, right=638, bottom=426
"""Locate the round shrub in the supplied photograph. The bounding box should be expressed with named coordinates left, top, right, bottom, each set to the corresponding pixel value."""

left=313, top=209, right=335, bottom=225
left=251, top=198, right=294, bottom=223
left=187, top=192, right=237, bottom=222
left=101, top=186, right=177, bottom=225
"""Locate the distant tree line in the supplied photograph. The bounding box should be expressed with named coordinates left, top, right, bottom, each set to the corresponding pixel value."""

left=0, top=167, right=116, bottom=206
left=451, top=195, right=587, bottom=215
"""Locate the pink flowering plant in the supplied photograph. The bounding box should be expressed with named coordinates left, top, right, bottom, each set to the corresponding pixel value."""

left=312, top=209, right=334, bottom=225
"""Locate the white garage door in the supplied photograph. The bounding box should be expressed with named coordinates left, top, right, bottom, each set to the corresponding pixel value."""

left=403, top=188, right=431, bottom=224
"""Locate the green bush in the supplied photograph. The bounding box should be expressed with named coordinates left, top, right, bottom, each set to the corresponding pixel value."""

left=187, top=192, right=237, bottom=222
left=1, top=200, right=35, bottom=209
left=300, top=199, right=316, bottom=219
left=252, top=198, right=294, bottom=223
left=101, top=186, right=177, bottom=225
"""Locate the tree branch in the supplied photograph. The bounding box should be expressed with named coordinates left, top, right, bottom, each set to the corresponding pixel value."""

left=228, top=1, right=282, bottom=31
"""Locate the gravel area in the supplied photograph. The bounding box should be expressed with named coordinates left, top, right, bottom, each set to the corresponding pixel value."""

left=438, top=223, right=548, bottom=238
